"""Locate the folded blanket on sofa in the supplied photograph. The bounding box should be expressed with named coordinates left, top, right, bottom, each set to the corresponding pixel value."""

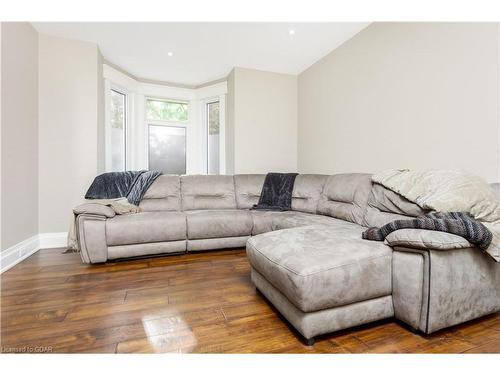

left=371, top=169, right=500, bottom=261
left=363, top=211, right=492, bottom=250
left=252, top=173, right=298, bottom=211
left=85, top=170, right=161, bottom=206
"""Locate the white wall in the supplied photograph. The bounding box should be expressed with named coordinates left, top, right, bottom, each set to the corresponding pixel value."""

left=228, top=67, right=297, bottom=173
left=38, top=33, right=103, bottom=233
left=1, top=22, right=39, bottom=250
left=298, top=23, right=500, bottom=182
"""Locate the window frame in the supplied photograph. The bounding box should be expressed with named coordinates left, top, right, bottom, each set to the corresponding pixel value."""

left=105, top=83, right=129, bottom=172
left=145, top=96, right=190, bottom=173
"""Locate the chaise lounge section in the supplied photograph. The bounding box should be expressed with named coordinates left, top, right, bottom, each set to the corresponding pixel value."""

left=73, top=173, right=500, bottom=344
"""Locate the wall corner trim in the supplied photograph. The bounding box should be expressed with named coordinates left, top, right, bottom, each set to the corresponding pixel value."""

left=1, top=232, right=68, bottom=273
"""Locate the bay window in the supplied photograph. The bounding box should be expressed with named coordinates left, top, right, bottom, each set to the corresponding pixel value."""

left=103, top=64, right=226, bottom=175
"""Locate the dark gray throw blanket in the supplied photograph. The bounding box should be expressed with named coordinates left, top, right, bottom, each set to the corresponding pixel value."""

left=362, top=211, right=493, bottom=250
left=85, top=170, right=161, bottom=206
left=252, top=173, right=298, bottom=211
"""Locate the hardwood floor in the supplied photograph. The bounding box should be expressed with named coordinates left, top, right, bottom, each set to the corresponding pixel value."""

left=1, top=248, right=499, bottom=353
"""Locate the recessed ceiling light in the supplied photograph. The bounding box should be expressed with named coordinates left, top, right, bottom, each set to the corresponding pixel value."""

left=288, top=29, right=295, bottom=36
left=167, top=51, right=174, bottom=57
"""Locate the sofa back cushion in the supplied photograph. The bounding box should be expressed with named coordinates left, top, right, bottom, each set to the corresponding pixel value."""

left=317, top=173, right=372, bottom=225
left=234, top=174, right=266, bottom=209
left=234, top=174, right=328, bottom=213
left=139, top=175, right=181, bottom=211
left=291, top=174, right=329, bottom=214
left=181, top=175, right=237, bottom=210
left=363, top=182, right=427, bottom=227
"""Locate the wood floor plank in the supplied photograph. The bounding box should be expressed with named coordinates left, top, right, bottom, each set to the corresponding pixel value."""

left=1, top=248, right=499, bottom=353
left=462, top=339, right=500, bottom=353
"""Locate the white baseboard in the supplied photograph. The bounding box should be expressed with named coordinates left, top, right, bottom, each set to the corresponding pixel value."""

left=1, top=232, right=68, bottom=274
left=1, top=235, right=40, bottom=273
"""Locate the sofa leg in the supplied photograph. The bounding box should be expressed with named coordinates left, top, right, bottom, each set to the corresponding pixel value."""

left=302, top=337, right=315, bottom=346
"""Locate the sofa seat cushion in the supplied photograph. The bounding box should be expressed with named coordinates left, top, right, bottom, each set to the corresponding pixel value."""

left=106, top=211, right=187, bottom=246
left=251, top=211, right=315, bottom=235
left=252, top=211, right=358, bottom=235
left=246, top=225, right=392, bottom=312
left=186, top=209, right=253, bottom=240
left=272, top=212, right=357, bottom=231
left=251, top=210, right=337, bottom=235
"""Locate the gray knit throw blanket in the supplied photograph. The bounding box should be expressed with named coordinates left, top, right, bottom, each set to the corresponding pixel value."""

left=362, top=212, right=493, bottom=250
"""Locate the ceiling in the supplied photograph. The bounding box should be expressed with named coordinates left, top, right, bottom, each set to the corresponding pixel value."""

left=32, top=22, right=369, bottom=86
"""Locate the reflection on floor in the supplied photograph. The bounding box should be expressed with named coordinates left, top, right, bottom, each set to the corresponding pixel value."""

left=1, top=248, right=500, bottom=353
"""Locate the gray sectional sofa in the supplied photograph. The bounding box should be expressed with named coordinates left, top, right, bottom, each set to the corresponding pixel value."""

left=74, top=173, right=500, bottom=345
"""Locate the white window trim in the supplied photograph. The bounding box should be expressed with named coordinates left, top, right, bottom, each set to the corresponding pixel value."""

left=201, top=95, right=226, bottom=175
left=103, top=64, right=227, bottom=174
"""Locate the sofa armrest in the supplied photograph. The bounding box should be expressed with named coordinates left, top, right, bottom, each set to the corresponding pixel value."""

left=385, top=229, right=472, bottom=251
left=76, top=214, right=108, bottom=263
left=73, top=203, right=116, bottom=218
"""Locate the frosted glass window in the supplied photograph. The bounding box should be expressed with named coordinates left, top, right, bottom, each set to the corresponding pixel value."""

left=148, top=125, right=186, bottom=174
left=207, top=101, right=220, bottom=175
left=110, top=89, right=126, bottom=171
